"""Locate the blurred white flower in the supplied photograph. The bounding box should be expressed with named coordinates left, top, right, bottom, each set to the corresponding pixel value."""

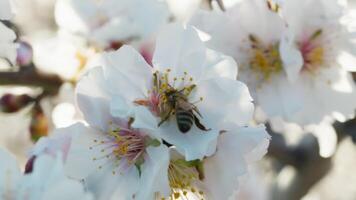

left=191, top=0, right=356, bottom=126
left=0, top=0, right=14, bottom=20
left=55, top=0, right=170, bottom=49
left=0, top=22, right=17, bottom=65
left=0, top=0, right=17, bottom=65
left=0, top=148, right=93, bottom=200
left=275, top=0, right=356, bottom=124
left=31, top=31, right=95, bottom=80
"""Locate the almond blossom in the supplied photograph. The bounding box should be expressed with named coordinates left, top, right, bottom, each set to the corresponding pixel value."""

left=61, top=65, right=170, bottom=200
left=82, top=24, right=255, bottom=160
left=55, top=0, right=170, bottom=50
left=0, top=148, right=93, bottom=200
left=190, top=0, right=356, bottom=126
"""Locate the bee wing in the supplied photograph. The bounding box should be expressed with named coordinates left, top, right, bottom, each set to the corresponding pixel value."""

left=176, top=98, right=194, bottom=110
left=194, top=115, right=211, bottom=132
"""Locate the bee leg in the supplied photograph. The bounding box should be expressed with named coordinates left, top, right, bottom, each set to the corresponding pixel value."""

left=157, top=110, right=173, bottom=127
left=192, top=106, right=203, bottom=118
left=194, top=115, right=211, bottom=132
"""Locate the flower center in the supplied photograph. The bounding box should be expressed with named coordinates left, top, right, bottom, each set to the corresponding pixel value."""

left=89, top=122, right=150, bottom=175
left=156, top=159, right=206, bottom=200
left=134, top=70, right=208, bottom=133
left=299, top=29, right=324, bottom=72
left=248, top=34, right=283, bottom=80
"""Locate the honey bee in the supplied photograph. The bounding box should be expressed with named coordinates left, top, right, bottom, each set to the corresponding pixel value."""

left=158, top=86, right=210, bottom=133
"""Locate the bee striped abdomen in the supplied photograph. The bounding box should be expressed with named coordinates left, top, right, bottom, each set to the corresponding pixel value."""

left=176, top=109, right=194, bottom=133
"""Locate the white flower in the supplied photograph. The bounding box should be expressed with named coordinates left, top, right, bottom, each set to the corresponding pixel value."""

left=0, top=148, right=93, bottom=200
left=31, top=31, right=95, bottom=80
left=64, top=64, right=171, bottom=200
left=190, top=0, right=356, bottom=126
left=55, top=0, right=170, bottom=49
left=0, top=0, right=17, bottom=64
left=135, top=125, right=270, bottom=200
left=0, top=0, right=13, bottom=20
left=78, top=24, right=254, bottom=160
left=0, top=22, right=17, bottom=65
left=274, top=0, right=356, bottom=124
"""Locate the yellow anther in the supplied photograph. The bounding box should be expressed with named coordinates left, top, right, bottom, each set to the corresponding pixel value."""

left=173, top=193, right=180, bottom=199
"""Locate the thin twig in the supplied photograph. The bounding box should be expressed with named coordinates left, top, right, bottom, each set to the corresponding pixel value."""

left=0, top=65, right=63, bottom=96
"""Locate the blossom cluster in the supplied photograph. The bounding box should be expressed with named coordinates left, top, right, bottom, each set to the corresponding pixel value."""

left=0, top=0, right=356, bottom=199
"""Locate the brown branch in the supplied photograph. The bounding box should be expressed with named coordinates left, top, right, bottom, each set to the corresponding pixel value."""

left=0, top=66, right=63, bottom=96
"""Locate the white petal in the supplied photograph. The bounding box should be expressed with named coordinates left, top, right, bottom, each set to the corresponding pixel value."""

left=0, top=148, right=21, bottom=196
left=87, top=167, right=139, bottom=200
left=76, top=66, right=112, bottom=131
left=30, top=126, right=74, bottom=161
left=256, top=75, right=304, bottom=120
left=42, top=180, right=94, bottom=200
left=280, top=31, right=303, bottom=83
left=0, top=22, right=17, bottom=64
left=90, top=18, right=140, bottom=48
left=0, top=0, right=13, bottom=20
left=202, top=48, right=238, bottom=80
left=131, top=106, right=160, bottom=138
left=203, top=125, right=270, bottom=199
left=109, top=167, right=140, bottom=200
left=64, top=123, right=106, bottom=180
left=102, top=45, right=152, bottom=101
left=158, top=122, right=219, bottom=160
left=55, top=0, right=96, bottom=34
left=126, top=0, right=170, bottom=37
left=192, top=78, right=254, bottom=128
left=135, top=145, right=170, bottom=199
left=338, top=51, right=356, bottom=71
left=110, top=94, right=134, bottom=119
left=153, top=24, right=207, bottom=81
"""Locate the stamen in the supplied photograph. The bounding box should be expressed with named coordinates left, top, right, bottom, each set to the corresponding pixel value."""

left=89, top=123, right=147, bottom=175
left=299, top=29, right=325, bottom=72
left=155, top=159, right=206, bottom=200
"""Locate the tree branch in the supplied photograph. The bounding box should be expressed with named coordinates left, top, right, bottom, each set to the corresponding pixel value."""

left=0, top=66, right=63, bottom=96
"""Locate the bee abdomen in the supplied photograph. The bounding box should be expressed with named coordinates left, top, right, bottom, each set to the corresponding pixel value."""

left=176, top=110, right=194, bottom=133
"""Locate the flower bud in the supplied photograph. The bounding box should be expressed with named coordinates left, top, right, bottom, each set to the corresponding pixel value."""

left=16, top=41, right=33, bottom=66
left=0, top=93, right=34, bottom=113
left=30, top=105, right=49, bottom=142
left=24, top=155, right=36, bottom=174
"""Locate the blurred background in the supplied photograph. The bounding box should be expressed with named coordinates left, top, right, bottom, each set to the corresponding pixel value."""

left=1, top=0, right=356, bottom=200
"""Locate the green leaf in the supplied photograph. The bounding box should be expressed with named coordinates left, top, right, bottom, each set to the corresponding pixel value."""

left=145, top=138, right=161, bottom=147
